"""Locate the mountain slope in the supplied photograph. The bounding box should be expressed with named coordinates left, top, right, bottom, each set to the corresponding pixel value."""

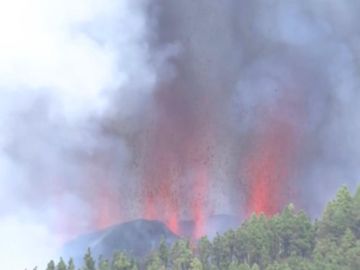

left=63, top=219, right=178, bottom=263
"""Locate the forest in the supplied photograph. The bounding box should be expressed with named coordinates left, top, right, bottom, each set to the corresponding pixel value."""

left=40, top=186, right=360, bottom=270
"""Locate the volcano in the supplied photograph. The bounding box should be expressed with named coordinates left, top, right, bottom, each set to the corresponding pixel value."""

left=62, top=214, right=239, bottom=264
left=63, top=219, right=177, bottom=265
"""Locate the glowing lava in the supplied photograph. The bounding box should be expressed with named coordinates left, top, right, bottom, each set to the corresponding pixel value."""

left=246, top=114, right=298, bottom=216
left=192, top=165, right=208, bottom=238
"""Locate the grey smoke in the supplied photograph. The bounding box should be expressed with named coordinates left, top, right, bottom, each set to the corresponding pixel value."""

left=142, top=0, right=360, bottom=216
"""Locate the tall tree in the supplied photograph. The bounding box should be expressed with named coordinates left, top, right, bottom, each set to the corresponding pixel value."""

left=212, top=231, right=237, bottom=269
left=351, top=186, right=360, bottom=238
left=67, top=258, right=75, bottom=270
left=159, top=237, right=170, bottom=267
left=234, top=214, right=272, bottom=267
left=98, top=256, right=110, bottom=270
left=198, top=236, right=212, bottom=269
left=228, top=262, right=251, bottom=270
left=56, top=257, right=67, bottom=270
left=83, top=248, right=96, bottom=270
left=112, top=251, right=137, bottom=270
left=146, top=253, right=165, bottom=270
left=171, top=239, right=193, bottom=270
left=190, top=257, right=203, bottom=270
left=271, top=204, right=315, bottom=259
left=46, top=260, right=55, bottom=270
left=318, top=186, right=353, bottom=241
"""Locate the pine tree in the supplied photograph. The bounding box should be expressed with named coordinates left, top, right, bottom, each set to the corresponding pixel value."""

left=190, top=257, right=203, bottom=270
left=67, top=258, right=75, bottom=270
left=229, top=262, right=251, bottom=270
left=83, top=248, right=96, bottom=270
left=238, top=263, right=252, bottom=270
left=318, top=186, right=353, bottom=241
left=198, top=236, right=212, bottom=269
left=98, top=256, right=110, bottom=270
left=46, top=260, right=55, bottom=270
left=56, top=257, right=67, bottom=270
left=271, top=204, right=315, bottom=259
left=234, top=214, right=272, bottom=267
left=171, top=239, right=193, bottom=270
left=159, top=237, right=169, bottom=267
left=265, top=262, right=291, bottom=270
left=146, top=254, right=165, bottom=270
left=112, top=251, right=137, bottom=270
left=351, top=186, right=360, bottom=238
left=212, top=231, right=237, bottom=269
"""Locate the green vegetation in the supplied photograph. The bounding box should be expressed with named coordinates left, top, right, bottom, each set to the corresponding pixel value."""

left=43, top=186, right=360, bottom=270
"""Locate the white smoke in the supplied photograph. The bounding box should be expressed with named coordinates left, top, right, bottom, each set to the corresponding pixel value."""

left=0, top=0, right=158, bottom=269
left=0, top=216, right=60, bottom=270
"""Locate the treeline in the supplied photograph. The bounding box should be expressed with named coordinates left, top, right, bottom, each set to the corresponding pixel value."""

left=41, top=186, right=360, bottom=270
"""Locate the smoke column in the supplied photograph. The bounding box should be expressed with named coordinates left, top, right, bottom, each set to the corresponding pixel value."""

left=1, top=0, right=360, bottom=268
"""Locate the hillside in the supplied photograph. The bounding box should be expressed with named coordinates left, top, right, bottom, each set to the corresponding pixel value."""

left=43, top=186, right=360, bottom=270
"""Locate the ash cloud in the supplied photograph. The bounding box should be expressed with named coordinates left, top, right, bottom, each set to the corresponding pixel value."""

left=1, top=0, right=360, bottom=268
left=139, top=0, right=360, bottom=217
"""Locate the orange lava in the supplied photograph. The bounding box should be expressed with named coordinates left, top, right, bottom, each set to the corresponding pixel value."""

left=246, top=114, right=298, bottom=216
left=192, top=166, right=208, bottom=238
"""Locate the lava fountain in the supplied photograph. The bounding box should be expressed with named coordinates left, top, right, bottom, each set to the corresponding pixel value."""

left=245, top=101, right=301, bottom=216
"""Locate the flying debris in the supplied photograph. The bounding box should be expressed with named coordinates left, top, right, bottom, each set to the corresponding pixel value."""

left=1, top=1, right=360, bottom=268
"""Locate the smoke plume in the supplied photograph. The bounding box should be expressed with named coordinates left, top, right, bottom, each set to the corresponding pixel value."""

left=1, top=0, right=360, bottom=268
